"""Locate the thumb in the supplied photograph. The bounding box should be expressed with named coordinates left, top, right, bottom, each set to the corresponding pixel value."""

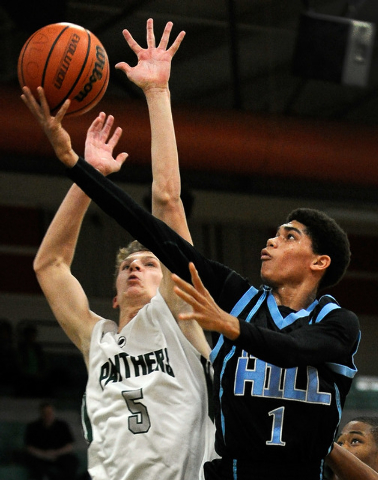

left=115, top=62, right=131, bottom=75
left=115, top=152, right=128, bottom=168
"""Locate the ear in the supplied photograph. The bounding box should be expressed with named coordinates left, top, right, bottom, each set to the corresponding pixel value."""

left=311, top=254, right=331, bottom=273
left=112, top=295, right=119, bottom=309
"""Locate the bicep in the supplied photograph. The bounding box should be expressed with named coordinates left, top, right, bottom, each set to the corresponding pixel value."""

left=36, top=263, right=99, bottom=356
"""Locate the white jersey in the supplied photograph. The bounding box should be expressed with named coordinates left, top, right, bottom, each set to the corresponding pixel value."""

left=83, top=291, right=216, bottom=480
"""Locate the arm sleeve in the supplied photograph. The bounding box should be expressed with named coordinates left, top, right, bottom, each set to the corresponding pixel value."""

left=66, top=157, right=247, bottom=309
left=234, top=308, right=360, bottom=367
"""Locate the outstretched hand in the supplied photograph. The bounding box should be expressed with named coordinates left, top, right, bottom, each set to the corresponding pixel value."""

left=21, top=86, right=128, bottom=175
left=21, top=86, right=77, bottom=167
left=84, top=113, right=128, bottom=176
left=115, top=18, right=185, bottom=91
left=172, top=263, right=241, bottom=340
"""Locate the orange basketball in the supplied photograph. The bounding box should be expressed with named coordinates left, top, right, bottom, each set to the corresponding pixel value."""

left=17, top=22, right=109, bottom=116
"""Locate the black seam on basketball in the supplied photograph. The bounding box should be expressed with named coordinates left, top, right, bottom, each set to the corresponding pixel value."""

left=66, top=60, right=109, bottom=116
left=52, top=29, right=92, bottom=113
left=42, top=26, right=70, bottom=93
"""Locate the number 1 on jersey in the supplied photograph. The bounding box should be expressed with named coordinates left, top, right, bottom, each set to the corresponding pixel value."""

left=266, top=406, right=286, bottom=446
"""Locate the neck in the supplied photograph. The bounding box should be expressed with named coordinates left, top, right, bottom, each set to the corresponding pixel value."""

left=271, top=284, right=317, bottom=311
left=117, top=295, right=151, bottom=331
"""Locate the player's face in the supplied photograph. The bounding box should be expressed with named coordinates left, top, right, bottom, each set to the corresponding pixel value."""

left=260, top=220, right=318, bottom=288
left=114, top=251, right=163, bottom=306
left=336, top=421, right=378, bottom=471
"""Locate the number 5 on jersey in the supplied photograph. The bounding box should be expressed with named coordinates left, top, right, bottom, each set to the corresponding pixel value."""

left=122, top=388, right=151, bottom=434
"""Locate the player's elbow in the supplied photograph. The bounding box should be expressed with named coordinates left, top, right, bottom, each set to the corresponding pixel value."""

left=152, top=182, right=181, bottom=208
left=33, top=254, right=45, bottom=276
left=33, top=251, right=51, bottom=275
left=33, top=252, right=63, bottom=278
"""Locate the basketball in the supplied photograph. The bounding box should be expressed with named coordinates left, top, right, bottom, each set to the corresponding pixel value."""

left=17, top=22, right=109, bottom=116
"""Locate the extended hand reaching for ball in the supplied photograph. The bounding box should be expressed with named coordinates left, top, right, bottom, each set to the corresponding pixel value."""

left=21, top=86, right=127, bottom=175
left=172, top=263, right=241, bottom=340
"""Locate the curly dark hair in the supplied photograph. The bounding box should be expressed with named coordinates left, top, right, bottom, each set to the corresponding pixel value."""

left=286, top=208, right=350, bottom=290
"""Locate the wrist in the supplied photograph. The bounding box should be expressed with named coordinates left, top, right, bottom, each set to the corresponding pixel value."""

left=59, top=149, right=79, bottom=168
left=220, top=313, right=240, bottom=341
left=144, top=86, right=170, bottom=100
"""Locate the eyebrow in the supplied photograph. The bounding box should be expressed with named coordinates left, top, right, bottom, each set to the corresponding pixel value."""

left=127, top=254, right=158, bottom=261
left=277, top=225, right=303, bottom=236
left=347, top=430, right=365, bottom=436
left=338, top=430, right=365, bottom=440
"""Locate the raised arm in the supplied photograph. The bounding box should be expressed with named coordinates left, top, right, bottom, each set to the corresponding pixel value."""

left=22, top=88, right=127, bottom=364
left=116, top=19, right=190, bottom=241
left=116, top=19, right=210, bottom=355
left=326, top=443, right=378, bottom=480
left=33, top=182, right=94, bottom=358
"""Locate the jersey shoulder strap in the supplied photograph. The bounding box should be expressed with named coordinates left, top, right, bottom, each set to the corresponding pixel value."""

left=309, top=294, right=340, bottom=324
left=210, top=286, right=267, bottom=363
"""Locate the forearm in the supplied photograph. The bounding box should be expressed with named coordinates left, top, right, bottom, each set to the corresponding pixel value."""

left=34, top=184, right=91, bottom=273
left=234, top=313, right=359, bottom=368
left=146, top=88, right=179, bottom=199
left=146, top=88, right=191, bottom=241
left=326, top=443, right=378, bottom=480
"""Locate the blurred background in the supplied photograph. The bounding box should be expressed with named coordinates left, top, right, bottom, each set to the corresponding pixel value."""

left=1, top=0, right=378, bottom=477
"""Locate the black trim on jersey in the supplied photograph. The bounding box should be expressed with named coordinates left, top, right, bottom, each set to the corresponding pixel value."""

left=81, top=393, right=92, bottom=444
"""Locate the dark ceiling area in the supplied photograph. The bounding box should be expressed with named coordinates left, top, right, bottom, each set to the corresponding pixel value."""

left=2, top=0, right=378, bottom=121
left=1, top=0, right=378, bottom=203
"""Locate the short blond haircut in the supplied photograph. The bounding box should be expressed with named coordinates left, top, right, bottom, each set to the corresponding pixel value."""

left=114, top=240, right=151, bottom=283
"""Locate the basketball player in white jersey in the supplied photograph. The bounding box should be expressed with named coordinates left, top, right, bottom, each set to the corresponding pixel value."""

left=23, top=19, right=216, bottom=480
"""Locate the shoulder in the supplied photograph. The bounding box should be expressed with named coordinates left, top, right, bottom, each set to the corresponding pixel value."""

left=149, top=291, right=177, bottom=323
left=316, top=295, right=359, bottom=321
left=334, top=307, right=360, bottom=337
left=316, top=296, right=360, bottom=338
left=151, top=289, right=168, bottom=305
left=92, top=317, right=117, bottom=333
left=217, top=268, right=252, bottom=312
left=85, top=318, right=117, bottom=352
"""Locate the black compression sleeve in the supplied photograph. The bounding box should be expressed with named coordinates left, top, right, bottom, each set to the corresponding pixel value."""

left=66, top=157, right=234, bottom=304
left=235, top=308, right=360, bottom=367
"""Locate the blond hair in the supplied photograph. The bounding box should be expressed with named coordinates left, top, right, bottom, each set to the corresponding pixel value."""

left=113, top=240, right=150, bottom=284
